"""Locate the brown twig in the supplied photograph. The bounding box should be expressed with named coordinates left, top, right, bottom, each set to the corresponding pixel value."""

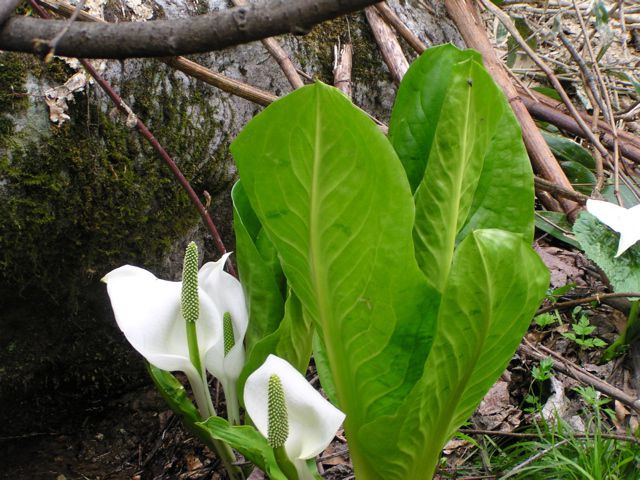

left=520, top=93, right=640, bottom=165
left=536, top=292, right=640, bottom=315
left=364, top=6, right=408, bottom=85
left=479, top=0, right=612, bottom=169
left=570, top=0, right=621, bottom=200
left=44, top=0, right=84, bottom=58
left=374, top=1, right=427, bottom=53
left=333, top=42, right=353, bottom=97
left=41, top=0, right=278, bottom=107
left=29, top=0, right=235, bottom=275
left=444, top=0, right=579, bottom=217
left=231, top=0, right=304, bottom=90
left=534, top=176, right=589, bottom=204
left=520, top=339, right=640, bottom=414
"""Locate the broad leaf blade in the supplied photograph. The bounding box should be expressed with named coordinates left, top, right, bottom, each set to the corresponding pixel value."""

left=231, top=83, right=439, bottom=476
left=412, top=59, right=507, bottom=290
left=456, top=101, right=534, bottom=243
left=389, top=44, right=480, bottom=192
left=232, top=181, right=286, bottom=354
left=359, top=230, right=549, bottom=479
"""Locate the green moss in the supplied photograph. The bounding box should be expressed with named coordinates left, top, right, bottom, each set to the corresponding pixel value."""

left=0, top=59, right=228, bottom=305
left=297, top=13, right=388, bottom=84
left=0, top=52, right=29, bottom=146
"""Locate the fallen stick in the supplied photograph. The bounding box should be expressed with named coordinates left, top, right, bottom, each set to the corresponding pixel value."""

left=365, top=6, right=408, bottom=85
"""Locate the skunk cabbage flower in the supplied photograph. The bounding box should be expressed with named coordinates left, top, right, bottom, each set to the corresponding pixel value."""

left=586, top=199, right=640, bottom=257
left=199, top=252, right=248, bottom=423
left=102, top=264, right=222, bottom=417
left=244, top=355, right=346, bottom=479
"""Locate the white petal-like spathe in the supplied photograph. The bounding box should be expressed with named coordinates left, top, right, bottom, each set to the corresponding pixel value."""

left=586, top=199, right=640, bottom=257
left=102, top=265, right=222, bottom=374
left=200, top=253, right=248, bottom=384
left=244, top=355, right=346, bottom=462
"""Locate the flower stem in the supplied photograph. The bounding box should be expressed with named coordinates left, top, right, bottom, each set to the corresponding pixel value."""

left=226, top=383, right=241, bottom=425
left=273, top=446, right=300, bottom=480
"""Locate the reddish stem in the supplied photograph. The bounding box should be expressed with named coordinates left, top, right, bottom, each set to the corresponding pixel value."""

left=30, top=0, right=236, bottom=277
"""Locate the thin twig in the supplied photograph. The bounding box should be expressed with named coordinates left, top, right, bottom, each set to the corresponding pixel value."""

left=231, top=0, right=304, bottom=90
left=374, top=1, right=427, bottom=53
left=29, top=0, right=235, bottom=276
left=365, top=6, right=409, bottom=85
left=40, top=0, right=278, bottom=107
left=536, top=292, right=640, bottom=315
left=499, top=439, right=570, bottom=479
left=460, top=428, right=640, bottom=446
left=479, top=0, right=613, bottom=168
left=519, top=339, right=640, bottom=414
left=534, top=177, right=589, bottom=204
left=45, top=0, right=84, bottom=58
left=570, top=0, right=622, bottom=200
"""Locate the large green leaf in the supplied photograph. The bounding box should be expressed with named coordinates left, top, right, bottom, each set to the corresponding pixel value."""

left=392, top=45, right=534, bottom=290
left=412, top=59, right=504, bottom=289
left=232, top=180, right=286, bottom=355
left=359, top=230, right=549, bottom=479
left=573, top=212, right=640, bottom=293
left=389, top=44, right=480, bottom=192
left=231, top=82, right=439, bottom=477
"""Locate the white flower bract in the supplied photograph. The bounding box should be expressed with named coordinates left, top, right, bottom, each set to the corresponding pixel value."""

left=586, top=199, right=640, bottom=257
left=244, top=355, right=346, bottom=478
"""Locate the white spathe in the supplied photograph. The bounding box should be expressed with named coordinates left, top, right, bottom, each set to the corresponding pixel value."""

left=244, top=355, right=346, bottom=479
left=586, top=199, right=640, bottom=257
left=199, top=252, right=248, bottom=390
left=102, top=264, right=221, bottom=417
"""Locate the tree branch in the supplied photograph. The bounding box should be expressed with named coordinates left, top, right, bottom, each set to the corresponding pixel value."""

left=0, top=0, right=381, bottom=59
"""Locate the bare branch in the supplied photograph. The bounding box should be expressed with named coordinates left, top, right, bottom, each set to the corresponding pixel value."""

left=0, top=0, right=381, bottom=59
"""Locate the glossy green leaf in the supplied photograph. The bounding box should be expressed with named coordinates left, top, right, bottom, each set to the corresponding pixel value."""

left=409, top=55, right=533, bottom=290
left=560, top=160, right=596, bottom=194
left=238, top=288, right=313, bottom=402
left=573, top=212, right=640, bottom=293
left=359, top=230, right=549, bottom=479
left=541, top=131, right=596, bottom=170
left=389, top=44, right=480, bottom=192
left=231, top=82, right=439, bottom=478
left=534, top=211, right=580, bottom=248
left=232, top=180, right=286, bottom=356
left=199, top=416, right=286, bottom=480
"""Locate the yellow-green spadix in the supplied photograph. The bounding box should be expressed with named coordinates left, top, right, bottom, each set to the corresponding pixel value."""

left=244, top=355, right=346, bottom=480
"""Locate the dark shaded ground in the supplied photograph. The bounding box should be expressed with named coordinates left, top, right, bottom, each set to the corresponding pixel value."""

left=0, top=384, right=223, bottom=480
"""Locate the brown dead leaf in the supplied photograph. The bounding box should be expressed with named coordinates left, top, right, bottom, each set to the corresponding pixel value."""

left=535, top=244, right=586, bottom=289
left=473, top=380, right=522, bottom=431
